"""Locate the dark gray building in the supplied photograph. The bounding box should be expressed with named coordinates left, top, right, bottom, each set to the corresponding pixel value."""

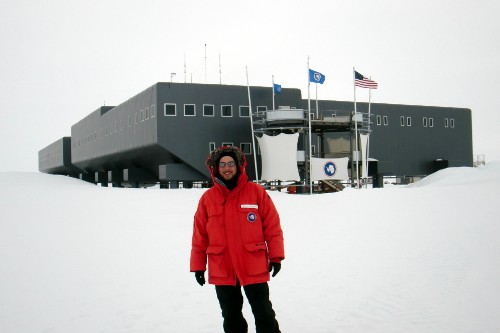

left=39, top=82, right=473, bottom=188
left=310, top=100, right=473, bottom=177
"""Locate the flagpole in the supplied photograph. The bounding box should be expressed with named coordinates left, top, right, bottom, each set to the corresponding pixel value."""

left=315, top=83, right=319, bottom=120
left=366, top=79, right=372, bottom=188
left=307, top=57, right=312, bottom=194
left=353, top=67, right=360, bottom=189
left=272, top=75, right=276, bottom=110
left=246, top=66, right=259, bottom=182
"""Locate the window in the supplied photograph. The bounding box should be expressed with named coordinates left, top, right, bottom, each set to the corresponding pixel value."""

left=151, top=104, right=156, bottom=118
left=423, top=117, right=428, bottom=127
left=376, top=115, right=382, bottom=125
left=221, top=105, right=232, bottom=117
left=239, top=106, right=250, bottom=117
left=222, top=142, right=233, bottom=147
left=145, top=107, right=150, bottom=120
left=400, top=116, right=405, bottom=127
left=128, top=115, right=131, bottom=127
left=164, top=103, right=176, bottom=116
left=406, top=117, right=412, bottom=127
left=257, top=106, right=267, bottom=113
left=209, top=142, right=216, bottom=153
left=311, top=145, right=316, bottom=156
left=429, top=117, right=434, bottom=127
left=444, top=118, right=449, bottom=128
left=383, top=116, right=388, bottom=126
left=184, top=104, right=196, bottom=116
left=240, top=143, right=252, bottom=154
left=203, top=104, right=214, bottom=117
left=450, top=118, right=455, bottom=128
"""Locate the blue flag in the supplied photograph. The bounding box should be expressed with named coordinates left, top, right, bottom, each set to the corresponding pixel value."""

left=273, top=83, right=282, bottom=94
left=309, top=69, right=325, bottom=84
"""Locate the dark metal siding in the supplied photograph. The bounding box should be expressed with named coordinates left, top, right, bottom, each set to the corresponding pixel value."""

left=155, top=83, right=303, bottom=180
left=71, top=86, right=159, bottom=175
left=38, top=137, right=79, bottom=175
left=67, top=83, right=302, bottom=181
left=368, top=104, right=473, bottom=175
left=306, top=100, right=473, bottom=176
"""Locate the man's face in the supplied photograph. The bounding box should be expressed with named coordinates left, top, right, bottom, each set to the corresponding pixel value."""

left=218, top=156, right=237, bottom=181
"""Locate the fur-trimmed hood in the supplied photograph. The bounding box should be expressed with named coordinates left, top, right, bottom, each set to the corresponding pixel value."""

left=205, top=146, right=247, bottom=180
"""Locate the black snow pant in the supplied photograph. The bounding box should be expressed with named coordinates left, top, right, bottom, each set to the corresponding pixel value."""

left=215, top=282, right=281, bottom=333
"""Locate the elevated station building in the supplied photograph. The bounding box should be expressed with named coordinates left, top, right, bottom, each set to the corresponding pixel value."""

left=38, top=82, right=472, bottom=189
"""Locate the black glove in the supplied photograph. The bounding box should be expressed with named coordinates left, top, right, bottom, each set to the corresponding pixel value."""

left=269, top=262, right=281, bottom=277
left=195, top=271, right=205, bottom=286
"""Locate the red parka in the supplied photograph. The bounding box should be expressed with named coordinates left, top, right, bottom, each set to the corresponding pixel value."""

left=190, top=148, right=285, bottom=286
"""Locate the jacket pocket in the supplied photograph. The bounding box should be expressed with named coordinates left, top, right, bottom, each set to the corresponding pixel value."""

left=208, top=205, right=223, bottom=217
left=206, top=206, right=224, bottom=236
left=243, top=242, right=269, bottom=276
left=207, top=245, right=227, bottom=278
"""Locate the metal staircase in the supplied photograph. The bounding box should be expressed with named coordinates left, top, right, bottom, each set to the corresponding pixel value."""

left=319, top=179, right=345, bottom=193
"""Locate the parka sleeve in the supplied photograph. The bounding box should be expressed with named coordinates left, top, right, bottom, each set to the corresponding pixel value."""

left=190, top=193, right=209, bottom=272
left=257, top=186, right=285, bottom=262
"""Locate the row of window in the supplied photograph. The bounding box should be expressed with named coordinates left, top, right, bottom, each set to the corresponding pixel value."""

left=376, top=115, right=456, bottom=128
left=444, top=118, right=455, bottom=128
left=129, top=105, right=156, bottom=125
left=74, top=105, right=158, bottom=148
left=164, top=103, right=268, bottom=117
left=376, top=115, right=389, bottom=126
left=168, top=104, right=459, bottom=130
left=211, top=142, right=252, bottom=155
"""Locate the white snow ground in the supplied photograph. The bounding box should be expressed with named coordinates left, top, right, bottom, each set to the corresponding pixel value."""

left=1, top=163, right=500, bottom=333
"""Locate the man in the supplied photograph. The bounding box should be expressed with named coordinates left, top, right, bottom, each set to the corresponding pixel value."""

left=190, top=146, right=284, bottom=333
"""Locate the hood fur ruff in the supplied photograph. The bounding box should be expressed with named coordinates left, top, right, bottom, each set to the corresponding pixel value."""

left=206, top=146, right=247, bottom=178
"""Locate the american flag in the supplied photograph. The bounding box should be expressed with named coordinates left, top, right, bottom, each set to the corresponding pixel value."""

left=354, top=71, right=378, bottom=89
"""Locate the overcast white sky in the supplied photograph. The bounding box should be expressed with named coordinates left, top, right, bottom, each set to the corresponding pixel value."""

left=1, top=0, right=499, bottom=172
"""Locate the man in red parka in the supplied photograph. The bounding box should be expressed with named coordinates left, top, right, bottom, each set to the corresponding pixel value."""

left=190, top=146, right=284, bottom=333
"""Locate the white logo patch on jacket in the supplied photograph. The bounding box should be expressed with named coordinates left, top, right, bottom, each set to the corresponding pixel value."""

left=240, top=204, right=258, bottom=209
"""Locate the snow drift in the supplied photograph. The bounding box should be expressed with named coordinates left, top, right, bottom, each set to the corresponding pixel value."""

left=1, top=162, right=500, bottom=332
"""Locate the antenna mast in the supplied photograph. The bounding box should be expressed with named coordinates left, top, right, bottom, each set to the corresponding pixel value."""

left=219, top=54, right=222, bottom=84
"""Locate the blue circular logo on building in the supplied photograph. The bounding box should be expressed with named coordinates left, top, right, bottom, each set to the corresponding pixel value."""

left=323, top=161, right=337, bottom=177
left=247, top=212, right=257, bottom=223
